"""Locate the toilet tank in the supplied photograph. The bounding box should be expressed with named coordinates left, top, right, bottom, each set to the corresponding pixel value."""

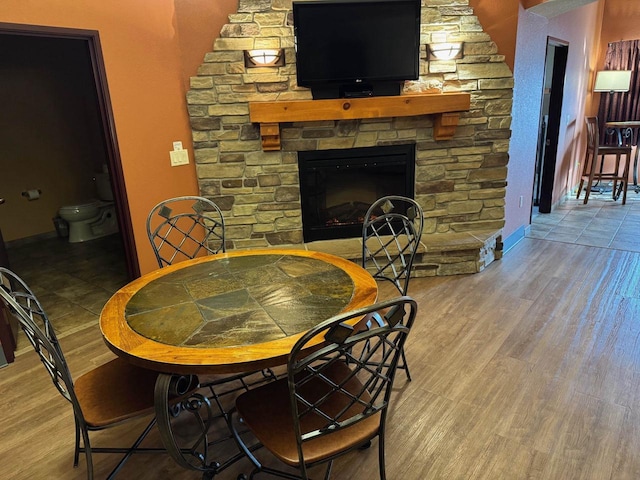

left=95, top=173, right=114, bottom=201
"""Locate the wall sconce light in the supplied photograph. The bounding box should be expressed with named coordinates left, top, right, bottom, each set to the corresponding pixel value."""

left=244, top=49, right=285, bottom=68
left=427, top=42, right=464, bottom=61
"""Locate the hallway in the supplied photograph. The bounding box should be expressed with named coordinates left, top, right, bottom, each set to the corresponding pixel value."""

left=528, top=192, right=640, bottom=253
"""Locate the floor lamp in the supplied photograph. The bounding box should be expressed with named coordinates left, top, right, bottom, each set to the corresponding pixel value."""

left=591, top=70, right=632, bottom=193
left=593, top=70, right=632, bottom=123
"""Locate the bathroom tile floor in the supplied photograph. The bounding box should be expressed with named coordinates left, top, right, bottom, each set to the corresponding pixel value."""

left=528, top=189, right=640, bottom=252
left=5, top=233, right=129, bottom=354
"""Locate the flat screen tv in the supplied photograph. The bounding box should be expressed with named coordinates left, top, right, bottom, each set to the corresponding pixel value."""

left=293, top=0, right=421, bottom=99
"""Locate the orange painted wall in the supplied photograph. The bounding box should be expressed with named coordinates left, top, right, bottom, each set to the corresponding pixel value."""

left=174, top=0, right=238, bottom=92
left=469, top=0, right=518, bottom=71
left=0, top=0, right=236, bottom=274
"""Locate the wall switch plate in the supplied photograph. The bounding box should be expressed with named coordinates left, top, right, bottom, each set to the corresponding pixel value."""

left=170, top=149, right=189, bottom=166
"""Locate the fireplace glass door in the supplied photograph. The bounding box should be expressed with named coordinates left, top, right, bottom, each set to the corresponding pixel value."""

left=298, top=144, right=415, bottom=242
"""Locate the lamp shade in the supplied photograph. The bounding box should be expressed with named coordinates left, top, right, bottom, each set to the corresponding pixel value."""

left=593, top=70, right=632, bottom=93
left=244, top=49, right=285, bottom=68
left=427, top=42, right=463, bottom=61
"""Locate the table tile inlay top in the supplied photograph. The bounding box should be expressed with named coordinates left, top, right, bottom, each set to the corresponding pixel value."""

left=125, top=254, right=354, bottom=348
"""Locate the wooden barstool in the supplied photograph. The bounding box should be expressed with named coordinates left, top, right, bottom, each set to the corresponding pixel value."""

left=577, top=116, right=633, bottom=205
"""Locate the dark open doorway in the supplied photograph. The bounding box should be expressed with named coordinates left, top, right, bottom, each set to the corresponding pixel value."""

left=0, top=23, right=139, bottom=363
left=533, top=39, right=569, bottom=214
left=0, top=23, right=137, bottom=276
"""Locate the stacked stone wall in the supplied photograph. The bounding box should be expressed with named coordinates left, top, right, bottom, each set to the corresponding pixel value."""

left=187, top=0, right=513, bottom=263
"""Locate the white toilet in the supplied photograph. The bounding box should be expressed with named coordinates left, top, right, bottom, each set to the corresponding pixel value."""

left=58, top=172, right=119, bottom=243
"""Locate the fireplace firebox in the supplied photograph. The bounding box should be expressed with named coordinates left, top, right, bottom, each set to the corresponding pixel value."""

left=298, top=144, right=416, bottom=242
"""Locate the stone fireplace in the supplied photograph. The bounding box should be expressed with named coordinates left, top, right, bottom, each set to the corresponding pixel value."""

left=186, top=0, right=513, bottom=276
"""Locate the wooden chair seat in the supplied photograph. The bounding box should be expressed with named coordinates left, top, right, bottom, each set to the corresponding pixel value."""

left=74, top=357, right=158, bottom=428
left=236, top=361, right=380, bottom=466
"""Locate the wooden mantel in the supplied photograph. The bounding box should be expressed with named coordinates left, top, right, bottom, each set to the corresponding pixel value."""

left=249, top=92, right=471, bottom=151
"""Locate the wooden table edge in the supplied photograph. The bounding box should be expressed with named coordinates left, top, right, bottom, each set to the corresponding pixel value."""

left=100, top=248, right=378, bottom=375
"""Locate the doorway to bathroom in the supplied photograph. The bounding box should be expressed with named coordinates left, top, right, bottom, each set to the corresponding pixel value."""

left=0, top=24, right=137, bottom=274
left=0, top=24, right=137, bottom=362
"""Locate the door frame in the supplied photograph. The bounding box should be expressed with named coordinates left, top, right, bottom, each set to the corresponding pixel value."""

left=537, top=38, right=569, bottom=214
left=0, top=22, right=139, bottom=279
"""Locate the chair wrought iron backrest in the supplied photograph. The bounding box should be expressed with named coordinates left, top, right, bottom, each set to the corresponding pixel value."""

left=362, top=195, right=424, bottom=295
left=0, top=268, right=82, bottom=416
left=287, top=296, right=417, bottom=475
left=146, top=195, right=226, bottom=268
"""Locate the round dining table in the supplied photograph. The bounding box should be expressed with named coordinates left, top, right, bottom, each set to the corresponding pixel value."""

left=99, top=248, right=378, bottom=475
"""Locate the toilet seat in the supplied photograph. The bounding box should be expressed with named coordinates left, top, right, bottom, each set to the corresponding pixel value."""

left=59, top=200, right=101, bottom=218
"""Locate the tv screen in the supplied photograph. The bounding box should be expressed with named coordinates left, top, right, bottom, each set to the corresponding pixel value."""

left=293, top=0, right=421, bottom=98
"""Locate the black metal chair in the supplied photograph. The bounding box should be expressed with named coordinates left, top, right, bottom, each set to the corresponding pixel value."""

left=0, top=267, right=163, bottom=480
left=362, top=195, right=423, bottom=380
left=146, top=195, right=226, bottom=267
left=362, top=195, right=424, bottom=296
left=146, top=195, right=276, bottom=437
left=230, top=296, right=417, bottom=480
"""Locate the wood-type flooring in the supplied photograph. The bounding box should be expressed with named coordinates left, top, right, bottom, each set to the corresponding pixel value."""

left=2, top=236, right=640, bottom=479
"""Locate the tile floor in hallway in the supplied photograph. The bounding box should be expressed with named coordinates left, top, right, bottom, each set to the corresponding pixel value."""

left=4, top=233, right=129, bottom=353
left=528, top=189, right=640, bottom=252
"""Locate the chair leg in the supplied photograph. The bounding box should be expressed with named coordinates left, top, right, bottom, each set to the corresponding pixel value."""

left=105, top=417, right=158, bottom=480
left=622, top=152, right=631, bottom=205
left=576, top=179, right=585, bottom=199
left=378, top=435, right=387, bottom=480
left=229, top=409, right=267, bottom=476
left=612, top=153, right=622, bottom=201
left=584, top=181, right=592, bottom=203
left=74, top=420, right=81, bottom=467
left=323, top=460, right=334, bottom=480
left=400, top=348, right=412, bottom=381
left=577, top=152, right=590, bottom=200
left=609, top=152, right=631, bottom=205
left=80, top=427, right=94, bottom=480
left=583, top=153, right=598, bottom=205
